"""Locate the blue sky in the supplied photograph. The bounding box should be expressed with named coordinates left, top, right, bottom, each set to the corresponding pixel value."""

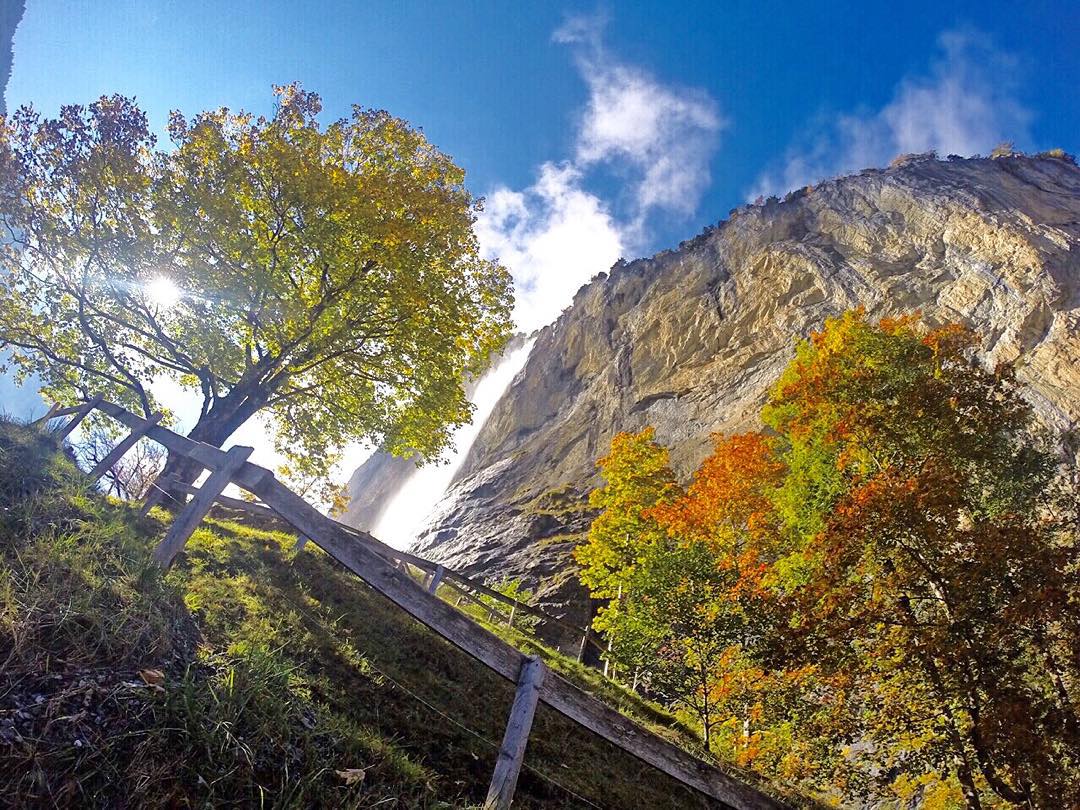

left=10, top=2, right=1080, bottom=240
left=3, top=0, right=1080, bottom=478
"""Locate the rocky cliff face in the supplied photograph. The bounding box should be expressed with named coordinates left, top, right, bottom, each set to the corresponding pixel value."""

left=344, top=153, right=1080, bottom=641
left=338, top=332, right=532, bottom=532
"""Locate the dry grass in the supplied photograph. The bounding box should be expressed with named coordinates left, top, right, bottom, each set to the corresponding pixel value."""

left=0, top=417, right=751, bottom=808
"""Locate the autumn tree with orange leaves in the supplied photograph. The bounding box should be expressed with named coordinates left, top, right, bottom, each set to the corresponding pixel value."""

left=576, top=311, right=1080, bottom=808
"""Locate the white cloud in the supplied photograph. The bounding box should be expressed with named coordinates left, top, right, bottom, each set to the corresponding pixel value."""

left=476, top=163, right=625, bottom=332
left=750, top=29, right=1032, bottom=199
left=379, top=12, right=725, bottom=547
left=478, top=12, right=724, bottom=333
left=557, top=12, right=725, bottom=218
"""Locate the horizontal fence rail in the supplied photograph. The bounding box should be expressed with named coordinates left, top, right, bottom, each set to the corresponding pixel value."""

left=47, top=397, right=784, bottom=810
left=176, top=464, right=606, bottom=657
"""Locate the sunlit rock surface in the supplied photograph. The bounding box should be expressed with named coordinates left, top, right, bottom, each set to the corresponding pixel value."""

left=345, top=154, right=1080, bottom=642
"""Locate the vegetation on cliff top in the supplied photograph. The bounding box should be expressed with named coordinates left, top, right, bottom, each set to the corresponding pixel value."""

left=577, top=310, right=1080, bottom=809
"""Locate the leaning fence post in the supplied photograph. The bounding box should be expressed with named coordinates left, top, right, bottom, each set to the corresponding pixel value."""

left=427, top=564, right=445, bottom=594
left=140, top=471, right=178, bottom=517
left=88, top=411, right=163, bottom=483
left=484, top=655, right=546, bottom=810
left=55, top=394, right=103, bottom=441
left=152, top=445, right=253, bottom=568
left=32, top=402, right=61, bottom=426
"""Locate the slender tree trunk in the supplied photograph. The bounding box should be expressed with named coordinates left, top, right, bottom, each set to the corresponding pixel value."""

left=157, top=382, right=270, bottom=505
left=954, top=754, right=984, bottom=810
left=897, top=596, right=983, bottom=810
left=699, top=660, right=711, bottom=751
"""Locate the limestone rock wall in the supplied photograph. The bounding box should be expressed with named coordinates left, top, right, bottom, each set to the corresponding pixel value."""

left=343, top=154, right=1080, bottom=640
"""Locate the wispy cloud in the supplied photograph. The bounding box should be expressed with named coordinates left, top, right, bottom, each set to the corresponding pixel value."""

left=475, top=163, right=625, bottom=332
left=750, top=29, right=1032, bottom=199
left=476, top=11, right=724, bottom=333
left=556, top=12, right=725, bottom=218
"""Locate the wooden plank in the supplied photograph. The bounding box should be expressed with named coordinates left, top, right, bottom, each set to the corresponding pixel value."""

left=140, top=471, right=178, bottom=517
left=427, top=564, right=445, bottom=594
left=91, top=400, right=783, bottom=809
left=172, top=481, right=277, bottom=518
left=341, top=532, right=598, bottom=646
left=173, top=480, right=309, bottom=554
left=485, top=656, right=546, bottom=810
left=448, top=580, right=496, bottom=614
left=55, top=394, right=103, bottom=441
left=444, top=571, right=601, bottom=650
left=31, top=402, right=63, bottom=425
left=243, top=471, right=527, bottom=680
left=538, top=671, right=781, bottom=810
left=88, top=411, right=163, bottom=482
left=152, top=445, right=254, bottom=568
left=93, top=400, right=593, bottom=649
left=330, top=523, right=606, bottom=653
left=172, top=479, right=592, bottom=647
left=95, top=401, right=233, bottom=471
left=245, top=474, right=782, bottom=809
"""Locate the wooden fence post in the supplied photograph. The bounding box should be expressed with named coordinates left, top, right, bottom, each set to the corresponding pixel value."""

left=32, top=402, right=61, bottom=426
left=55, top=394, right=103, bottom=441
left=88, top=412, right=163, bottom=483
left=484, top=655, right=546, bottom=810
left=294, top=536, right=310, bottom=551
left=427, top=564, right=445, bottom=594
left=152, top=445, right=253, bottom=568
left=140, top=471, right=178, bottom=517
left=506, top=603, right=516, bottom=629
left=82, top=396, right=784, bottom=809
left=577, top=628, right=590, bottom=663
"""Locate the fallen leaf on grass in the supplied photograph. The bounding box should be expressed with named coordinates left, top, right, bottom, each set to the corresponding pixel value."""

left=336, top=768, right=366, bottom=786
left=139, top=669, right=165, bottom=686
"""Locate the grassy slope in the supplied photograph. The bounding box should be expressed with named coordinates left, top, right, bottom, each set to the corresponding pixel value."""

left=0, top=419, right=750, bottom=809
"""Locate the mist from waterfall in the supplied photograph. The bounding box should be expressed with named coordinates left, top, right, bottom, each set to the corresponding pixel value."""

left=372, top=338, right=535, bottom=550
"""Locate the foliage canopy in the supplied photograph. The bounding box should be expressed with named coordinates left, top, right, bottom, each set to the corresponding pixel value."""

left=577, top=310, right=1080, bottom=808
left=0, top=84, right=513, bottom=484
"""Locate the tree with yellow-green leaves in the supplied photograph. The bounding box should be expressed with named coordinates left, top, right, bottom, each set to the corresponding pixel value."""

left=0, top=84, right=513, bottom=496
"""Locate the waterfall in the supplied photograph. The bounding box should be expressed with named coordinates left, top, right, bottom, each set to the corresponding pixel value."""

left=372, top=338, right=535, bottom=549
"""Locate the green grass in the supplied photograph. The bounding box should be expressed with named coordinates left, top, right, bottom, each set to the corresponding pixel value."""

left=0, top=417, right=743, bottom=808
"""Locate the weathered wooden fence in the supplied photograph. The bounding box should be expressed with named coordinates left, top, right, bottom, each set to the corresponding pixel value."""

left=40, top=398, right=784, bottom=810
left=166, top=465, right=605, bottom=659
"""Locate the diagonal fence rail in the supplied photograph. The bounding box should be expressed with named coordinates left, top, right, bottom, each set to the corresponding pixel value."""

left=42, top=397, right=785, bottom=810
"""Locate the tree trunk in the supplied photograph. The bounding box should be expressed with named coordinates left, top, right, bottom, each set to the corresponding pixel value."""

left=897, top=595, right=984, bottom=810
left=157, top=383, right=270, bottom=506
